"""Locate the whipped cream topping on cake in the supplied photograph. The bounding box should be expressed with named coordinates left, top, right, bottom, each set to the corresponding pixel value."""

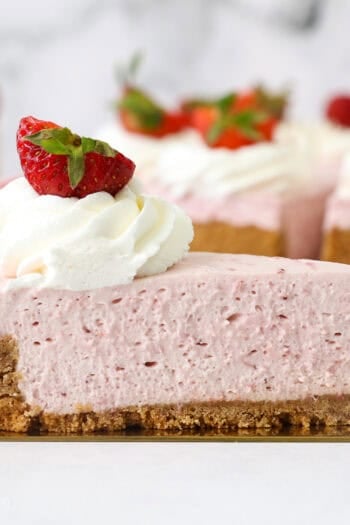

left=96, top=121, right=199, bottom=177
left=0, top=177, right=193, bottom=290
left=146, top=141, right=308, bottom=199
left=276, top=121, right=350, bottom=159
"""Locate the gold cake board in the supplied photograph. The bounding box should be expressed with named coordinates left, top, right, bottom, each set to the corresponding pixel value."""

left=1, top=427, right=350, bottom=442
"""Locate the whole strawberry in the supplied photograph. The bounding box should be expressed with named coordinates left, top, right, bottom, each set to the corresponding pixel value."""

left=17, top=116, right=136, bottom=198
left=326, top=95, right=350, bottom=128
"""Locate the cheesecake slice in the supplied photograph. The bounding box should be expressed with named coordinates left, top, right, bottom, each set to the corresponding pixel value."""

left=1, top=252, right=350, bottom=434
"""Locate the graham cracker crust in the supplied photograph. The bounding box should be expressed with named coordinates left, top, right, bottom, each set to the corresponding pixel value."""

left=1, top=336, right=350, bottom=435
left=321, top=228, right=350, bottom=264
left=191, top=222, right=283, bottom=256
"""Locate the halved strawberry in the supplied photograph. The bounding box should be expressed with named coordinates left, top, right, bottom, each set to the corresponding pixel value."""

left=118, top=86, right=187, bottom=137
left=17, top=116, right=135, bottom=198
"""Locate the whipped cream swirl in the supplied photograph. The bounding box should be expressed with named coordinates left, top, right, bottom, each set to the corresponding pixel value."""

left=0, top=178, right=193, bottom=290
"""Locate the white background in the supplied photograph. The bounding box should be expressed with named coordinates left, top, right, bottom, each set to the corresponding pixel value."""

left=0, top=442, right=350, bottom=523
left=1, top=0, right=350, bottom=175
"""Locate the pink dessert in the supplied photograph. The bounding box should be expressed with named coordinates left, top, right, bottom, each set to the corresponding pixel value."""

left=2, top=252, right=350, bottom=433
left=2, top=115, right=350, bottom=434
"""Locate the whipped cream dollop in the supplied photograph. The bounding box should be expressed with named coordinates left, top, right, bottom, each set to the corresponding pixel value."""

left=0, top=178, right=193, bottom=291
left=148, top=141, right=309, bottom=199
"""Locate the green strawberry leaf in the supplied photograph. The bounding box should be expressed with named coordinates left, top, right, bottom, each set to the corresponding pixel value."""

left=206, top=119, right=227, bottom=144
left=182, top=97, right=214, bottom=111
left=118, top=88, right=164, bottom=130
left=115, top=52, right=143, bottom=86
left=25, top=127, right=118, bottom=189
left=129, top=52, right=143, bottom=77
left=25, top=128, right=73, bottom=154
left=183, top=92, right=236, bottom=114
left=255, top=85, right=289, bottom=119
left=206, top=110, right=265, bottom=144
left=81, top=137, right=116, bottom=157
left=216, top=93, right=236, bottom=114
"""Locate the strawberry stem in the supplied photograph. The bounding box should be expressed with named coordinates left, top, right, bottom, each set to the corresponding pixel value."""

left=118, top=87, right=164, bottom=130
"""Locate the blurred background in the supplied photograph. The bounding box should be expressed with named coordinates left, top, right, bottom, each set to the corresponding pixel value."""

left=1, top=0, right=350, bottom=176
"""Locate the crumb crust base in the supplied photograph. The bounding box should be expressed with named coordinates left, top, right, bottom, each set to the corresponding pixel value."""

left=191, top=222, right=283, bottom=256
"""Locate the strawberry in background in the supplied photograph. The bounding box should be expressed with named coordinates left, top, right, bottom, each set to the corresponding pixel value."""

left=325, top=94, right=350, bottom=128
left=182, top=86, right=288, bottom=150
left=119, top=86, right=188, bottom=137
left=116, top=54, right=188, bottom=138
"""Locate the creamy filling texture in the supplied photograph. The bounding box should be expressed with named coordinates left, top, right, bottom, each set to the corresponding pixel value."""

left=0, top=178, right=193, bottom=290
left=1, top=253, right=350, bottom=413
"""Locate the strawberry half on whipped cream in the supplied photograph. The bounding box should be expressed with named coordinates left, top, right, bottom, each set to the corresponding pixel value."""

left=2, top=116, right=193, bottom=290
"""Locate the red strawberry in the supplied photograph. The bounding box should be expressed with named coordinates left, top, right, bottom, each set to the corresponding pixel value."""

left=118, top=87, right=187, bottom=137
left=191, top=106, right=263, bottom=150
left=182, top=93, right=235, bottom=130
left=190, top=105, right=219, bottom=135
left=256, top=116, right=278, bottom=141
left=17, top=116, right=135, bottom=198
left=233, top=90, right=258, bottom=112
left=208, top=127, right=255, bottom=149
left=326, top=95, right=350, bottom=127
left=183, top=88, right=285, bottom=149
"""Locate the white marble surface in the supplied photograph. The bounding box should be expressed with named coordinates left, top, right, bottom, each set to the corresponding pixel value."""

left=0, top=0, right=350, bottom=175
left=0, top=442, right=349, bottom=524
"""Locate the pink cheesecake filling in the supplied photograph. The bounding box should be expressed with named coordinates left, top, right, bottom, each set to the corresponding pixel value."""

left=147, top=182, right=281, bottom=230
left=147, top=182, right=331, bottom=259
left=1, top=253, right=350, bottom=414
